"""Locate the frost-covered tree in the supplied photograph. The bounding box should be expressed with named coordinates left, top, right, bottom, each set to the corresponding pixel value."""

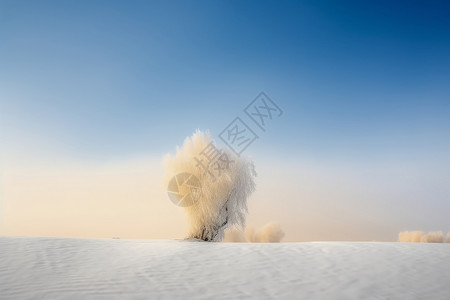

left=164, top=130, right=256, bottom=242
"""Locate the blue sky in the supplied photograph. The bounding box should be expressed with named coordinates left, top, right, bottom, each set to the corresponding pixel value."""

left=1, top=0, right=449, bottom=161
left=1, top=1, right=449, bottom=240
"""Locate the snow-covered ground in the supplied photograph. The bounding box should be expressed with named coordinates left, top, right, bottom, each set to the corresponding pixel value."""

left=1, top=237, right=449, bottom=299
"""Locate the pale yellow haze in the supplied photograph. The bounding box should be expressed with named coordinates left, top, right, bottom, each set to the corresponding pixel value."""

left=1, top=158, right=185, bottom=239
left=1, top=156, right=405, bottom=242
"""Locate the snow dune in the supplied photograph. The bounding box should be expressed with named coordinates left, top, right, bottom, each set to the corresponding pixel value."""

left=1, top=237, right=449, bottom=299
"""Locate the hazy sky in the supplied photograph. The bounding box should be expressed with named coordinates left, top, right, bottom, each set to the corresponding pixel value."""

left=1, top=1, right=449, bottom=241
